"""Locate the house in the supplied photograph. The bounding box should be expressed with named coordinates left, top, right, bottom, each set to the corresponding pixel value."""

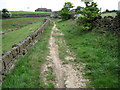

left=118, top=1, right=120, bottom=10
left=35, top=8, right=52, bottom=12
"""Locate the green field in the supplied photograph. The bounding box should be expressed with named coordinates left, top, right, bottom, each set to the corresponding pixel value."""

left=10, top=11, right=52, bottom=14
left=2, top=17, right=45, bottom=53
left=55, top=19, right=118, bottom=88
left=9, top=11, right=51, bottom=18
left=2, top=22, right=53, bottom=88
left=0, top=19, right=2, bottom=55
left=2, top=17, right=45, bottom=31
left=101, top=12, right=117, bottom=18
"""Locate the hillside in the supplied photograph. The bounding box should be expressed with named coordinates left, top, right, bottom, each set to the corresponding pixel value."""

left=2, top=19, right=119, bottom=88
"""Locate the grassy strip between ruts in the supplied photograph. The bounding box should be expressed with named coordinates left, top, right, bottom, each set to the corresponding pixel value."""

left=2, top=18, right=44, bottom=53
left=55, top=19, right=119, bottom=88
left=2, top=21, right=54, bottom=88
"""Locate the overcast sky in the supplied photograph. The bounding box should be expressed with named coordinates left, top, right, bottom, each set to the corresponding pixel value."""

left=0, top=0, right=120, bottom=12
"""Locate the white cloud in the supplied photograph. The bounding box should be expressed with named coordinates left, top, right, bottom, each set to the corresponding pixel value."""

left=0, top=0, right=120, bottom=11
left=96, top=0, right=119, bottom=11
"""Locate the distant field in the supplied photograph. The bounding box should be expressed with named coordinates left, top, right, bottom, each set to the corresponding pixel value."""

left=9, top=11, right=51, bottom=18
left=2, top=17, right=44, bottom=53
left=10, top=11, right=52, bottom=14
left=2, top=17, right=44, bottom=31
left=101, top=12, right=117, bottom=18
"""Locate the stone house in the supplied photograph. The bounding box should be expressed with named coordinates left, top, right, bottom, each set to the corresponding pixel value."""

left=35, top=8, right=52, bottom=12
left=119, top=1, right=120, bottom=10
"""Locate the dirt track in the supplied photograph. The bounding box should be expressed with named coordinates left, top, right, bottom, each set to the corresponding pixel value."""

left=41, top=22, right=88, bottom=88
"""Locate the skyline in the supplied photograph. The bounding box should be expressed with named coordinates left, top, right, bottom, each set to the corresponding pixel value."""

left=0, top=0, right=120, bottom=12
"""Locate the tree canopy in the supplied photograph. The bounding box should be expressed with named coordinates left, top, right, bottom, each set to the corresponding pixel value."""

left=59, top=2, right=74, bottom=20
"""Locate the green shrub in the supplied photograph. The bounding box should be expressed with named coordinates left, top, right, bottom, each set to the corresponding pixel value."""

left=2, top=9, right=12, bottom=18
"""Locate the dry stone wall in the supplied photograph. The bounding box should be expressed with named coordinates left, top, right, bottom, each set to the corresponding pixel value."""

left=92, top=12, right=120, bottom=34
left=0, top=19, right=50, bottom=75
left=11, top=14, right=50, bottom=18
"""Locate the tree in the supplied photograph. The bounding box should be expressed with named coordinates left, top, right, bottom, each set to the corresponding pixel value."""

left=64, top=2, right=74, bottom=8
left=59, top=2, right=74, bottom=20
left=2, top=9, right=9, bottom=13
left=106, top=9, right=109, bottom=12
left=2, top=9, right=12, bottom=18
left=77, top=1, right=100, bottom=30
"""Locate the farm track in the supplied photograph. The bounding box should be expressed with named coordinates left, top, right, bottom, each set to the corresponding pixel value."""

left=41, top=22, right=88, bottom=88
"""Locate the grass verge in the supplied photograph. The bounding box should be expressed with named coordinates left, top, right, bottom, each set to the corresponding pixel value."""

left=55, top=19, right=119, bottom=88
left=2, top=21, right=53, bottom=88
